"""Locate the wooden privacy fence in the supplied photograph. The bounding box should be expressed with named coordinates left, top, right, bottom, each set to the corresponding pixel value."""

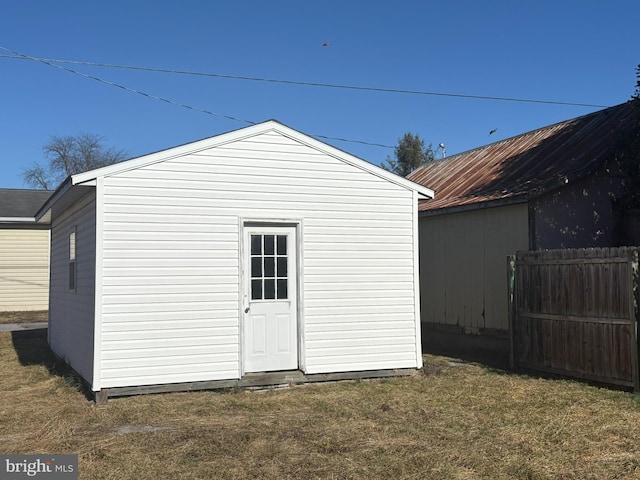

left=508, top=247, right=640, bottom=390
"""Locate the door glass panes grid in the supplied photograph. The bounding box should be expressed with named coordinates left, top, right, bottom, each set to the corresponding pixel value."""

left=251, top=234, right=288, bottom=300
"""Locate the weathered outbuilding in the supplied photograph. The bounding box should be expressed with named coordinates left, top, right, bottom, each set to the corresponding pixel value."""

left=408, top=102, right=639, bottom=364
left=37, top=120, right=433, bottom=401
left=0, top=189, right=52, bottom=311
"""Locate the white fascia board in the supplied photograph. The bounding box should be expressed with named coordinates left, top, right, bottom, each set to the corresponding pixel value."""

left=276, top=126, right=435, bottom=199
left=69, top=120, right=435, bottom=198
left=34, top=178, right=73, bottom=222
left=74, top=179, right=97, bottom=187
left=411, top=190, right=423, bottom=368
left=70, top=122, right=285, bottom=184
left=0, top=217, right=35, bottom=222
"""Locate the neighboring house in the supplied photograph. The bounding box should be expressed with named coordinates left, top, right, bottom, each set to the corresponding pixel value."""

left=0, top=189, right=52, bottom=312
left=407, top=102, right=638, bottom=364
left=36, top=120, right=434, bottom=402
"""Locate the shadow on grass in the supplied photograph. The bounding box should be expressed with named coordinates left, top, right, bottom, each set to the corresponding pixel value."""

left=11, top=328, right=94, bottom=401
left=421, top=331, right=636, bottom=392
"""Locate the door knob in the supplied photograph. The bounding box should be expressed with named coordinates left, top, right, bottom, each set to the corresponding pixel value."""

left=244, top=307, right=250, bottom=313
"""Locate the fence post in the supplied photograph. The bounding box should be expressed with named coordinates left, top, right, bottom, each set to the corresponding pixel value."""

left=631, top=249, right=639, bottom=392
left=508, top=255, right=516, bottom=370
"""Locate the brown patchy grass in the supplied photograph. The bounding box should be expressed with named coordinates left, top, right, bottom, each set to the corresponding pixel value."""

left=0, top=310, right=48, bottom=324
left=2, top=330, right=640, bottom=479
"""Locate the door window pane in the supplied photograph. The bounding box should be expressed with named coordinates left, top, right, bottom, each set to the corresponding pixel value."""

left=264, top=279, right=276, bottom=299
left=277, top=279, right=288, bottom=299
left=251, top=257, right=262, bottom=278
left=264, top=257, right=275, bottom=277
left=251, top=279, right=262, bottom=300
left=277, top=235, right=287, bottom=255
left=251, top=235, right=262, bottom=255
left=249, top=232, right=289, bottom=301
left=277, top=257, right=287, bottom=277
left=264, top=235, right=275, bottom=255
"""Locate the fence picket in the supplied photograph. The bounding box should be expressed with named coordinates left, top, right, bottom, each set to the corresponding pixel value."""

left=511, top=247, right=639, bottom=389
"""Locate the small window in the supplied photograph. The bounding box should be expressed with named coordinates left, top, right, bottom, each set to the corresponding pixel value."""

left=250, top=234, right=288, bottom=301
left=69, top=229, right=77, bottom=292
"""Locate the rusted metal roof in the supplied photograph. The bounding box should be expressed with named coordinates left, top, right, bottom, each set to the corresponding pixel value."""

left=408, top=102, right=638, bottom=213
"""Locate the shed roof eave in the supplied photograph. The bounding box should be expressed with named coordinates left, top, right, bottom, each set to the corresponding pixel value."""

left=34, top=177, right=74, bottom=222
left=418, top=194, right=528, bottom=217
left=0, top=217, right=36, bottom=223
left=416, top=188, right=434, bottom=200
left=67, top=120, right=435, bottom=199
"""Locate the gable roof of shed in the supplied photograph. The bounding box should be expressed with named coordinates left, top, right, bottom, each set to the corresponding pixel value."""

left=75, top=119, right=434, bottom=196
left=0, top=188, right=53, bottom=222
left=408, top=102, right=637, bottom=214
left=38, top=120, right=433, bottom=221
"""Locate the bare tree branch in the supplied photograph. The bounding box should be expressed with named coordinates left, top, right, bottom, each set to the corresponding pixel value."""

left=22, top=163, right=51, bottom=190
left=23, top=133, right=127, bottom=189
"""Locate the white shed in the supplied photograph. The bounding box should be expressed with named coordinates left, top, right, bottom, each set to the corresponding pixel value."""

left=36, top=121, right=433, bottom=402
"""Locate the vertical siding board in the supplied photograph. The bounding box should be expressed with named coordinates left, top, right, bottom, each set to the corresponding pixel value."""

left=421, top=204, right=528, bottom=334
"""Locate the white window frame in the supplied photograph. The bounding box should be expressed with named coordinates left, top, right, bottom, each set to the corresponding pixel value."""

left=69, top=227, right=77, bottom=292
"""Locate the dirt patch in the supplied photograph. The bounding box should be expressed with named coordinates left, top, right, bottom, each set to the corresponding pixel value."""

left=0, top=310, right=47, bottom=324
left=115, top=425, right=174, bottom=435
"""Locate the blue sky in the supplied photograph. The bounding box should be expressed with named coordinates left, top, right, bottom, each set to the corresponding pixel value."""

left=1, top=0, right=638, bottom=189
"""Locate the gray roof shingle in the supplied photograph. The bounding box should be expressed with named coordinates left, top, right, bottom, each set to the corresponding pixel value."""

left=0, top=189, right=53, bottom=219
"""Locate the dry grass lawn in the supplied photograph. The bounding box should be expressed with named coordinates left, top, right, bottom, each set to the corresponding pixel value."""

left=0, top=310, right=47, bottom=324
left=2, top=329, right=640, bottom=479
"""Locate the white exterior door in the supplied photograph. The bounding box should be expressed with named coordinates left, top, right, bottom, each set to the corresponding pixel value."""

left=243, top=226, right=298, bottom=373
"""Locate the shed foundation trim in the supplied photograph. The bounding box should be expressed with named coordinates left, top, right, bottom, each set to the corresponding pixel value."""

left=94, top=368, right=419, bottom=402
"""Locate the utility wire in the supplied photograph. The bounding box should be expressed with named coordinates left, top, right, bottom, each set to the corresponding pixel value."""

left=0, top=47, right=255, bottom=124
left=0, top=53, right=609, bottom=109
left=0, top=46, right=394, bottom=149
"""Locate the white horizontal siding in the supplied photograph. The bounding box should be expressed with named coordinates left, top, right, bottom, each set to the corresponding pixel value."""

left=103, top=200, right=408, bottom=215
left=104, top=210, right=409, bottom=223
left=49, top=192, right=96, bottom=384
left=100, top=363, right=239, bottom=385
left=102, top=316, right=236, bottom=331
left=0, top=229, right=49, bottom=311
left=99, top=130, right=419, bottom=387
left=102, top=326, right=237, bottom=342
left=102, top=302, right=233, bottom=315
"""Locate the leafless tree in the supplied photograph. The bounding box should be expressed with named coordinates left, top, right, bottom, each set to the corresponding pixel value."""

left=23, top=133, right=127, bottom=189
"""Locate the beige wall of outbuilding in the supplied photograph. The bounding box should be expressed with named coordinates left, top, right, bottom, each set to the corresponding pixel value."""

left=0, top=227, right=50, bottom=311
left=419, top=203, right=529, bottom=334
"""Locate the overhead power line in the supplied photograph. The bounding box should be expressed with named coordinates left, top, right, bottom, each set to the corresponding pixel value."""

left=0, top=47, right=254, bottom=125
left=0, top=53, right=609, bottom=109
left=0, top=46, right=394, bottom=149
